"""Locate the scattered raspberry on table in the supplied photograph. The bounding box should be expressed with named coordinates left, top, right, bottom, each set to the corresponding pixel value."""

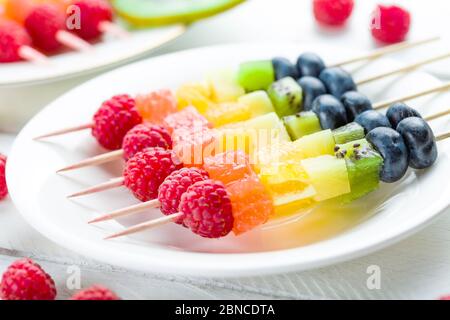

left=313, top=0, right=354, bottom=26
left=371, top=5, right=411, bottom=44
left=71, top=285, right=119, bottom=300
left=0, top=154, right=7, bottom=200
left=0, top=258, right=57, bottom=300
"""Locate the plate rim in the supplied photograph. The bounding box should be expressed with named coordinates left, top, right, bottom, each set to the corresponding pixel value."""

left=0, top=25, right=186, bottom=88
left=6, top=42, right=450, bottom=277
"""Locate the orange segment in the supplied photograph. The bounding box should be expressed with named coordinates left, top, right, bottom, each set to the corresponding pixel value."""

left=203, top=151, right=252, bottom=185
left=136, top=89, right=178, bottom=125
left=227, top=175, right=274, bottom=235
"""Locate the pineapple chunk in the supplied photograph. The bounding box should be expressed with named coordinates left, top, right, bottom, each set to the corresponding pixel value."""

left=259, top=162, right=316, bottom=206
left=176, top=82, right=215, bottom=113
left=205, top=102, right=251, bottom=127
left=207, top=69, right=245, bottom=103
left=221, top=112, right=291, bottom=157
left=238, top=91, right=275, bottom=118
left=301, top=155, right=351, bottom=201
left=254, top=129, right=335, bottom=170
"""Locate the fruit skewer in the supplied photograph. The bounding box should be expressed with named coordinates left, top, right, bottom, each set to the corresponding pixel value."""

left=23, top=2, right=92, bottom=52
left=0, top=18, right=48, bottom=63
left=87, top=104, right=450, bottom=224
left=34, top=43, right=446, bottom=140
left=4, top=0, right=92, bottom=52
left=58, top=82, right=450, bottom=173
left=66, top=0, right=129, bottom=40
left=104, top=120, right=450, bottom=240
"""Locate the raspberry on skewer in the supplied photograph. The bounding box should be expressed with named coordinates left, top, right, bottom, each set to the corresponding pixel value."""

left=36, top=94, right=142, bottom=150
left=106, top=179, right=234, bottom=240
left=24, top=3, right=92, bottom=52
left=0, top=19, right=48, bottom=63
left=69, top=0, right=129, bottom=40
left=68, top=147, right=182, bottom=199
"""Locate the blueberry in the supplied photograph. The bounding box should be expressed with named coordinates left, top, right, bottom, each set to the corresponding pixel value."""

left=386, top=102, right=422, bottom=129
left=355, top=110, right=391, bottom=134
left=296, top=52, right=326, bottom=78
left=311, top=94, right=348, bottom=130
left=297, top=76, right=327, bottom=111
left=272, top=57, right=299, bottom=80
left=396, top=117, right=438, bottom=169
left=366, top=127, right=409, bottom=183
left=319, top=67, right=357, bottom=98
left=341, top=91, right=373, bottom=121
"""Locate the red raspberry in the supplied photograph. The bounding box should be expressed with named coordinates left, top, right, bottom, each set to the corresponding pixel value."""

left=122, top=123, right=172, bottom=160
left=0, top=258, right=56, bottom=300
left=124, top=147, right=182, bottom=202
left=0, top=154, right=7, bottom=200
left=440, top=295, right=450, bottom=300
left=158, top=168, right=210, bottom=223
left=313, top=0, right=354, bottom=26
left=71, top=285, right=119, bottom=300
left=70, top=0, right=114, bottom=40
left=0, top=20, right=32, bottom=63
left=371, top=5, right=411, bottom=44
left=24, top=4, right=66, bottom=52
left=179, top=180, right=234, bottom=238
left=92, top=94, right=142, bottom=150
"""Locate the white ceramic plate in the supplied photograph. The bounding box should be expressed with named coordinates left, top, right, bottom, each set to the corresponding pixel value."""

left=6, top=43, right=450, bottom=277
left=0, top=25, right=186, bottom=87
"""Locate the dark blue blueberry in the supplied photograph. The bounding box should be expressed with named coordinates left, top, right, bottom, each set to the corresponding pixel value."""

left=319, top=67, right=357, bottom=98
left=366, top=127, right=409, bottom=183
left=296, top=52, right=326, bottom=78
left=311, top=94, right=348, bottom=130
left=355, top=110, right=391, bottom=134
left=272, top=57, right=299, bottom=80
left=341, top=91, right=373, bottom=121
left=297, top=76, right=327, bottom=111
left=386, top=102, right=422, bottom=129
left=396, top=117, right=438, bottom=169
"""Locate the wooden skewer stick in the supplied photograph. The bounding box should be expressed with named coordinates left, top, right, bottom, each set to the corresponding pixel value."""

left=89, top=199, right=160, bottom=224
left=329, top=36, right=440, bottom=68
left=67, top=177, right=124, bottom=198
left=424, top=108, right=450, bottom=122
left=356, top=51, right=450, bottom=86
left=98, top=21, right=130, bottom=39
left=34, top=123, right=93, bottom=140
left=104, top=212, right=183, bottom=240
left=56, top=30, right=92, bottom=52
left=18, top=46, right=49, bottom=64
left=57, top=150, right=124, bottom=173
left=373, top=82, right=450, bottom=110
left=436, top=131, right=450, bottom=142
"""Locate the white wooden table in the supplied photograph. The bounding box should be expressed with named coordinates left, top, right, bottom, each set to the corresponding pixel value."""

left=1, top=0, right=450, bottom=300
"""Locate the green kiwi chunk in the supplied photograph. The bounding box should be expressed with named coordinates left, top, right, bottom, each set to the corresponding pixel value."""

left=332, top=122, right=365, bottom=144
left=283, top=111, right=321, bottom=140
left=267, top=77, right=303, bottom=118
